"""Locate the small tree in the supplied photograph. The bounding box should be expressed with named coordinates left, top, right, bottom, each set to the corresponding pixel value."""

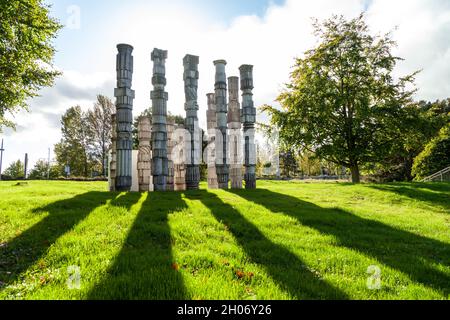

left=54, top=106, right=94, bottom=177
left=28, top=159, right=60, bottom=180
left=412, top=125, right=450, bottom=180
left=4, top=160, right=25, bottom=179
left=262, top=14, right=417, bottom=183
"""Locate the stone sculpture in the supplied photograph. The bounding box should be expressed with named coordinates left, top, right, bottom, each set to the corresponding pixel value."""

left=183, top=55, right=200, bottom=190
left=206, top=93, right=218, bottom=189
left=214, top=60, right=229, bottom=189
left=137, top=116, right=152, bottom=192
left=115, top=44, right=135, bottom=191
left=151, top=48, right=169, bottom=191
left=240, top=65, right=257, bottom=189
left=228, top=76, right=243, bottom=189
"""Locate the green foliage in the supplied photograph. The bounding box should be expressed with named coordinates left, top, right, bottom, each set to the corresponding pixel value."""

left=0, top=0, right=62, bottom=130
left=412, top=125, right=450, bottom=180
left=28, top=159, right=60, bottom=180
left=54, top=106, right=92, bottom=177
left=54, top=96, right=114, bottom=177
left=87, top=95, right=114, bottom=176
left=366, top=103, right=443, bottom=181
left=279, top=150, right=298, bottom=178
left=262, top=14, right=418, bottom=183
left=3, top=160, right=25, bottom=179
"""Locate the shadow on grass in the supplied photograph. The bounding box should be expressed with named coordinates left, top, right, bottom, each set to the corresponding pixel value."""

left=228, top=189, right=450, bottom=297
left=185, top=190, right=348, bottom=300
left=88, top=192, right=188, bottom=300
left=0, top=191, right=113, bottom=289
left=369, top=183, right=450, bottom=211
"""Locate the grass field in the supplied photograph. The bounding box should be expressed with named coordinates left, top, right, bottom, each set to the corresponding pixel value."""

left=0, top=180, right=449, bottom=300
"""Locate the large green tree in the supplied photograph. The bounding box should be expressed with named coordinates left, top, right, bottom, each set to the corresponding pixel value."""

left=87, top=95, right=114, bottom=176
left=262, top=14, right=417, bottom=183
left=371, top=99, right=449, bottom=181
left=0, top=0, right=61, bottom=130
left=54, top=106, right=94, bottom=177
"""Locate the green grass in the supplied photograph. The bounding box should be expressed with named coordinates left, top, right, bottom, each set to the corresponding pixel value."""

left=0, top=180, right=449, bottom=300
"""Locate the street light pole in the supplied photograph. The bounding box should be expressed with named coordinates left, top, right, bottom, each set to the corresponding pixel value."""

left=0, top=139, right=4, bottom=181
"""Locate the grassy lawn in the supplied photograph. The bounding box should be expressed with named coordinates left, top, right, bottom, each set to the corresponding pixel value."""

left=0, top=180, right=449, bottom=300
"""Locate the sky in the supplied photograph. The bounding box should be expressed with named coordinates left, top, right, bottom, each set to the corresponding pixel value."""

left=1, top=0, right=450, bottom=171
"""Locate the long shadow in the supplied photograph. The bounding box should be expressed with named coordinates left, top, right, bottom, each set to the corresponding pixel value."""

left=228, top=189, right=450, bottom=297
left=369, top=183, right=450, bottom=212
left=0, top=191, right=113, bottom=289
left=88, top=191, right=188, bottom=300
left=185, top=190, right=348, bottom=300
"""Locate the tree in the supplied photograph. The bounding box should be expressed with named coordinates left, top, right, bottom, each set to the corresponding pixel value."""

left=87, top=95, right=114, bottom=176
left=412, top=124, right=450, bottom=180
left=132, top=107, right=185, bottom=148
left=262, top=14, right=417, bottom=183
left=0, top=0, right=61, bottom=130
left=279, top=149, right=298, bottom=178
left=28, top=159, right=60, bottom=180
left=54, top=106, right=93, bottom=177
left=4, top=160, right=25, bottom=179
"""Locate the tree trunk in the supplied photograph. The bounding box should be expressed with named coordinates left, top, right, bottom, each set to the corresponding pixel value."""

left=350, top=164, right=360, bottom=183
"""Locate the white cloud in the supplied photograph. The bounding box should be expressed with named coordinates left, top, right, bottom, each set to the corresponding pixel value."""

left=2, top=0, right=449, bottom=172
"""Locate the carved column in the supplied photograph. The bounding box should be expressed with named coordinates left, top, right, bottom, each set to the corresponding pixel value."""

left=166, top=118, right=175, bottom=191
left=138, top=116, right=152, bottom=192
left=173, top=123, right=187, bottom=191
left=115, top=44, right=135, bottom=191
left=214, top=60, right=229, bottom=189
left=184, top=55, right=200, bottom=190
left=151, top=49, right=169, bottom=191
left=206, top=93, right=218, bottom=189
left=240, top=65, right=256, bottom=189
left=228, top=76, right=243, bottom=189
left=109, top=114, right=117, bottom=191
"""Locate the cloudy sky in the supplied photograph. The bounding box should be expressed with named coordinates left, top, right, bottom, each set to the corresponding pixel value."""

left=1, top=0, right=450, bottom=170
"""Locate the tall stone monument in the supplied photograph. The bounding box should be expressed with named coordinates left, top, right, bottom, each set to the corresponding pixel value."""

left=214, top=60, right=229, bottom=189
left=115, top=44, right=135, bottom=191
left=206, top=93, right=218, bottom=189
left=183, top=55, right=201, bottom=190
left=151, top=48, right=169, bottom=191
left=240, top=65, right=256, bottom=189
left=166, top=118, right=176, bottom=191
left=137, top=116, right=152, bottom=192
left=228, top=76, right=243, bottom=189
left=109, top=114, right=117, bottom=191
left=173, top=123, right=187, bottom=191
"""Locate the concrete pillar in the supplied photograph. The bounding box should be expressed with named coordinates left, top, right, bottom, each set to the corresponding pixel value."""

left=109, top=113, right=117, bottom=191
left=173, top=123, right=187, bottom=191
left=166, top=118, right=176, bottom=191
left=184, top=55, right=201, bottom=190
left=206, top=93, right=218, bottom=189
left=138, top=116, right=152, bottom=192
left=115, top=44, right=135, bottom=191
left=151, top=48, right=169, bottom=191
left=228, top=76, right=243, bottom=189
left=214, top=60, right=229, bottom=189
left=240, top=65, right=256, bottom=189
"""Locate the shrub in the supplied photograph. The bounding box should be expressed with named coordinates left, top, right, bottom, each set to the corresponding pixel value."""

left=412, top=125, right=450, bottom=180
